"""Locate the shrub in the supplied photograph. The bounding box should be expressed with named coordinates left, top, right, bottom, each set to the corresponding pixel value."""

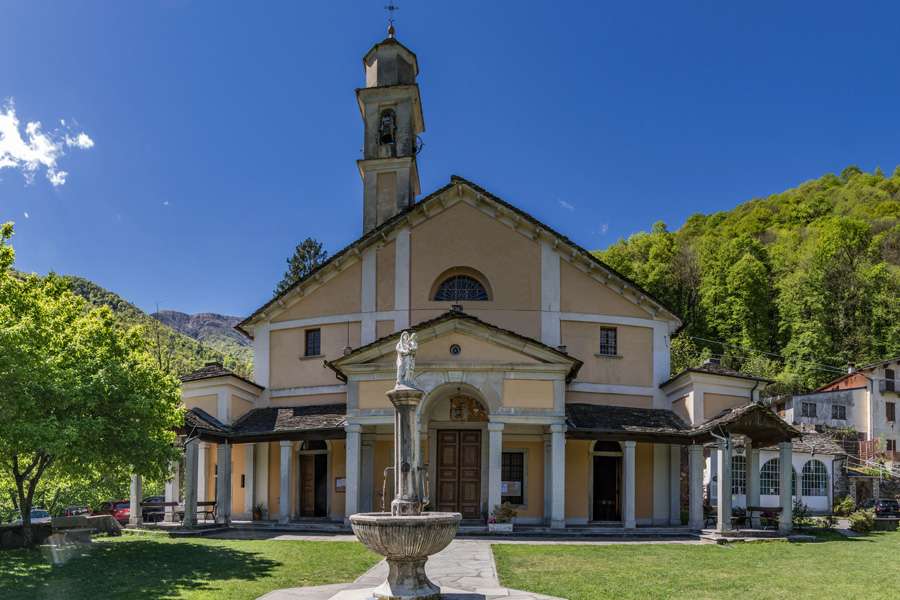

left=833, top=496, right=855, bottom=516
left=792, top=498, right=814, bottom=529
left=820, top=514, right=838, bottom=529
left=490, top=502, right=518, bottom=524
left=849, top=509, right=876, bottom=533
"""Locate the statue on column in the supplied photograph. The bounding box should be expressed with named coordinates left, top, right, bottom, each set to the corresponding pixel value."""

left=395, top=331, right=418, bottom=387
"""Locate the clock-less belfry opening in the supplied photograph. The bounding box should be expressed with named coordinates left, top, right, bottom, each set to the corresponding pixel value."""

left=349, top=331, right=461, bottom=600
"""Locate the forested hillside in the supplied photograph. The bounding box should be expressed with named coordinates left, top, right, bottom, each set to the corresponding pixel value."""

left=66, top=276, right=252, bottom=378
left=596, top=166, right=900, bottom=391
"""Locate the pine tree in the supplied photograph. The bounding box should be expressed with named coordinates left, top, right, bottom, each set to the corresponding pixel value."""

left=274, top=238, right=328, bottom=295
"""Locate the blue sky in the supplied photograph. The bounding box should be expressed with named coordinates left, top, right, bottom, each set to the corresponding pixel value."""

left=3, top=1, right=900, bottom=316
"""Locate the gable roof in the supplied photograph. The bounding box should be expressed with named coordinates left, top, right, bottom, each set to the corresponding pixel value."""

left=814, top=356, right=900, bottom=391
left=180, top=362, right=264, bottom=391
left=661, top=361, right=774, bottom=389
left=327, top=310, right=583, bottom=382
left=236, top=175, right=682, bottom=336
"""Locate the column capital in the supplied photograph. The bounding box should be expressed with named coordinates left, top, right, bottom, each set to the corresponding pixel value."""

left=345, top=423, right=363, bottom=434
left=198, top=442, right=212, bottom=450
left=488, top=421, right=505, bottom=432
left=549, top=423, right=566, bottom=434
left=688, top=444, right=704, bottom=456
left=623, top=440, right=636, bottom=449
left=279, top=440, right=293, bottom=448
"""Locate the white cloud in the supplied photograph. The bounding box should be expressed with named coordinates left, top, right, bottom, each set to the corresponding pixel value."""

left=0, top=100, right=94, bottom=186
left=23, top=211, right=29, bottom=219
left=599, top=223, right=609, bottom=234
left=558, top=199, right=575, bottom=211
left=162, top=200, right=169, bottom=206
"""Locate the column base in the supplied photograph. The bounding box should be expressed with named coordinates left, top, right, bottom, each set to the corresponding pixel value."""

left=624, top=520, right=636, bottom=530
left=550, top=519, right=566, bottom=529
left=688, top=520, right=703, bottom=531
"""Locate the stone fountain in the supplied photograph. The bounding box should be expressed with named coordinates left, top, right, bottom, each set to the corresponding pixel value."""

left=349, top=332, right=461, bottom=600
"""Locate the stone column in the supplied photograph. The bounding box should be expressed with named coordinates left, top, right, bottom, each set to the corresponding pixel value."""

left=345, top=424, right=362, bottom=522
left=652, top=443, right=669, bottom=525
left=487, top=422, right=505, bottom=517
left=279, top=440, right=293, bottom=524
left=197, top=442, right=210, bottom=505
left=669, top=445, right=681, bottom=526
left=716, top=438, right=732, bottom=533
left=550, top=423, right=567, bottom=529
left=688, top=444, right=704, bottom=530
left=164, top=459, right=181, bottom=523
left=779, top=441, right=793, bottom=534
left=128, top=474, right=143, bottom=527
left=747, top=447, right=761, bottom=528
left=183, top=439, right=199, bottom=527
left=244, top=444, right=255, bottom=520
left=361, top=434, right=376, bottom=513
left=543, top=434, right=552, bottom=525
left=215, top=442, right=232, bottom=526
left=623, top=440, right=636, bottom=529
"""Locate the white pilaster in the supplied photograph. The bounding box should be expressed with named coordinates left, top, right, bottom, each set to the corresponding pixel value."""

left=779, top=441, right=793, bottom=534
left=688, top=445, right=703, bottom=530
left=747, top=447, right=761, bottom=527
left=164, top=459, right=181, bottom=523
left=197, top=442, right=210, bottom=504
left=652, top=443, right=669, bottom=525
left=623, top=440, right=636, bottom=529
left=216, top=442, right=232, bottom=525
left=652, top=324, right=670, bottom=408
left=394, top=227, right=410, bottom=330
left=183, top=439, right=199, bottom=528
left=540, top=240, right=561, bottom=346
left=669, top=444, right=681, bottom=525
left=487, top=422, right=505, bottom=516
left=244, top=444, right=255, bottom=520
left=255, top=442, right=269, bottom=516
left=217, top=390, right=230, bottom=425
left=345, top=424, right=362, bottom=522
left=543, top=434, right=552, bottom=524
left=252, top=323, right=270, bottom=390
left=550, top=423, right=567, bottom=528
left=128, top=474, right=143, bottom=527
left=716, top=439, right=732, bottom=533
left=361, top=434, right=376, bottom=512
left=279, top=440, right=292, bottom=524
left=361, top=246, right=377, bottom=344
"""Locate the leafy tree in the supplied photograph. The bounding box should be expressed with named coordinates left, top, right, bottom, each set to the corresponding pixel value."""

left=0, top=223, right=183, bottom=545
left=274, top=238, right=328, bottom=295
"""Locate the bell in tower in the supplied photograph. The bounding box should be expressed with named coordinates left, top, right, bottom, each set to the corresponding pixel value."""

left=357, top=23, right=424, bottom=233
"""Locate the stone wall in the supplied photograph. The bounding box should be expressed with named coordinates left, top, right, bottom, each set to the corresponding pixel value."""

left=0, top=523, right=52, bottom=550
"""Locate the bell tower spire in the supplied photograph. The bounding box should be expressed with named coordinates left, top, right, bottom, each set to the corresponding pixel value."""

left=357, top=17, right=424, bottom=233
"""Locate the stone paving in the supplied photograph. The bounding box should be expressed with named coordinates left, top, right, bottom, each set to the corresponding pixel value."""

left=258, top=539, right=567, bottom=600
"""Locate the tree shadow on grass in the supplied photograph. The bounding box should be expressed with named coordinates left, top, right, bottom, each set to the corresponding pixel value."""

left=0, top=538, right=278, bottom=600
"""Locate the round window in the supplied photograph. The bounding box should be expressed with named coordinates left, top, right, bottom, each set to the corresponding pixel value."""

left=449, top=344, right=461, bottom=356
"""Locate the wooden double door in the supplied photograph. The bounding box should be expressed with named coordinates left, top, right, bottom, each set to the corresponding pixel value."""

left=299, top=453, right=327, bottom=517
left=435, top=430, right=482, bottom=519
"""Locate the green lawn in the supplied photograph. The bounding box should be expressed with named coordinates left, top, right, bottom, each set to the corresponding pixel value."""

left=494, top=531, right=900, bottom=600
left=0, top=535, right=379, bottom=600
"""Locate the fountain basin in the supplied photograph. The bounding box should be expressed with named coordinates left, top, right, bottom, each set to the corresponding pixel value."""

left=350, top=512, right=461, bottom=600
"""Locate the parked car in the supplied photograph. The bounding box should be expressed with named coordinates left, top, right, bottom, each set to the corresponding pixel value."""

left=859, top=498, right=900, bottom=517
left=94, top=500, right=131, bottom=524
left=62, top=505, right=90, bottom=517
left=12, top=508, right=52, bottom=525
left=142, top=495, right=166, bottom=523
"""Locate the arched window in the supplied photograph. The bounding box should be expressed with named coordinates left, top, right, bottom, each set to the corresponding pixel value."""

left=433, top=274, right=489, bottom=301
left=801, top=460, right=828, bottom=496
left=300, top=440, right=326, bottom=452
left=378, top=109, right=396, bottom=145
left=593, top=441, right=623, bottom=454
left=760, top=458, right=798, bottom=496
left=732, top=455, right=746, bottom=495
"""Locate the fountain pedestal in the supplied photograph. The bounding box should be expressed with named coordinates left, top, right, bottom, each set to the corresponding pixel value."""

left=349, top=362, right=461, bottom=600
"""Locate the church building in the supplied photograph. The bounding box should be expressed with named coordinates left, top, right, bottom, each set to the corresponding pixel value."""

left=169, top=27, right=805, bottom=534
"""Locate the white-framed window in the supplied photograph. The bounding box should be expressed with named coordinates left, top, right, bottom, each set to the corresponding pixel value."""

left=304, top=328, right=321, bottom=356
left=732, top=454, right=746, bottom=495
left=801, top=460, right=828, bottom=496
left=598, top=327, right=618, bottom=356
left=760, top=458, right=797, bottom=496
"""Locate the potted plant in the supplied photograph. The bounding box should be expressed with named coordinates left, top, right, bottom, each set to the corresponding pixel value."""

left=488, top=502, right=517, bottom=533
left=252, top=503, right=266, bottom=521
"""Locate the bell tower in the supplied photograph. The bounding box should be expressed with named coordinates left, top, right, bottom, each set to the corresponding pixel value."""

left=357, top=23, right=424, bottom=233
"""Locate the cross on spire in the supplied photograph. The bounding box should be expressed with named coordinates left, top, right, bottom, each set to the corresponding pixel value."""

left=385, top=3, right=399, bottom=37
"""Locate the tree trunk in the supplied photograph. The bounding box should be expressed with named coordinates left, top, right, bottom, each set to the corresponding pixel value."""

left=12, top=452, right=53, bottom=547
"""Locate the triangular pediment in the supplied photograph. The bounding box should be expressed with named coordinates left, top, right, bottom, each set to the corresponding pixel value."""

left=239, top=176, right=681, bottom=335
left=328, top=312, right=581, bottom=380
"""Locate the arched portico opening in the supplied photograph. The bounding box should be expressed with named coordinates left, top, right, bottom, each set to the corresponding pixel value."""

left=421, top=384, right=491, bottom=520
left=591, top=441, right=623, bottom=522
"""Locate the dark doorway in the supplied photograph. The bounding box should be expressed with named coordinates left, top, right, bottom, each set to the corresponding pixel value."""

left=436, top=430, right=482, bottom=519
left=592, top=443, right=622, bottom=522
left=299, top=442, right=328, bottom=518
